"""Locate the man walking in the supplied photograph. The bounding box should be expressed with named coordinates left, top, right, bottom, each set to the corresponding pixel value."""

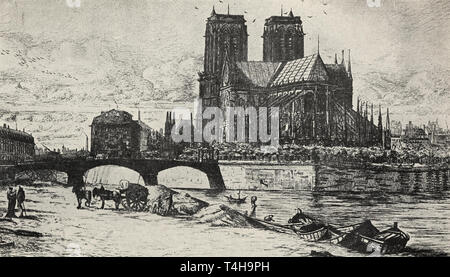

left=17, top=186, right=26, bottom=217
left=249, top=196, right=257, bottom=218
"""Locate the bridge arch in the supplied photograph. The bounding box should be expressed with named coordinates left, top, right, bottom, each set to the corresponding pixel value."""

left=12, top=158, right=226, bottom=190
left=158, top=166, right=210, bottom=189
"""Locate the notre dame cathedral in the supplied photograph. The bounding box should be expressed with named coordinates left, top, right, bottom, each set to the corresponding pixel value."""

left=198, top=7, right=391, bottom=148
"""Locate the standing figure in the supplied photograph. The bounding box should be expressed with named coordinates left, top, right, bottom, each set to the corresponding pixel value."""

left=249, top=196, right=257, bottom=218
left=16, top=186, right=26, bottom=217
left=72, top=185, right=91, bottom=209
left=6, top=186, right=17, bottom=218
left=72, top=185, right=82, bottom=209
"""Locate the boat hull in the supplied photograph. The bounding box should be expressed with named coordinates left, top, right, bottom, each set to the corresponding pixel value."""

left=327, top=221, right=409, bottom=255
left=252, top=218, right=296, bottom=234
left=358, top=233, right=409, bottom=254
left=224, top=196, right=246, bottom=204
left=295, top=227, right=328, bottom=242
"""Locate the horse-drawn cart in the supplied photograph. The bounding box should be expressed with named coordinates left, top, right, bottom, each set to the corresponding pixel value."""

left=91, top=180, right=149, bottom=211
left=118, top=181, right=149, bottom=211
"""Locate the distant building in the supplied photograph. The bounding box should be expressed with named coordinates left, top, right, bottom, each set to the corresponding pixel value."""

left=198, top=8, right=386, bottom=147
left=390, top=120, right=402, bottom=137
left=425, top=119, right=450, bottom=147
left=404, top=121, right=427, bottom=139
left=161, top=111, right=187, bottom=159
left=90, top=109, right=161, bottom=158
left=390, top=136, right=403, bottom=151
left=0, top=123, right=35, bottom=164
left=391, top=121, right=435, bottom=150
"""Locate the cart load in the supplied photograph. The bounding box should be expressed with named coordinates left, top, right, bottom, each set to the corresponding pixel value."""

left=119, top=180, right=149, bottom=211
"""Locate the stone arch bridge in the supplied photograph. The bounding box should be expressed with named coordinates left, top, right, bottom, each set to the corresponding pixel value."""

left=8, top=158, right=226, bottom=190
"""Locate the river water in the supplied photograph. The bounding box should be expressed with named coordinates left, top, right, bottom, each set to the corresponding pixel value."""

left=1, top=176, right=449, bottom=257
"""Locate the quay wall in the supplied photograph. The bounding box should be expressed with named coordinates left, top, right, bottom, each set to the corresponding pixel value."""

left=218, top=161, right=316, bottom=191
left=315, top=163, right=449, bottom=192
left=218, top=161, right=450, bottom=192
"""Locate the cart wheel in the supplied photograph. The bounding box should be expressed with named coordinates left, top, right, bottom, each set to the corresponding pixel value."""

left=121, top=194, right=147, bottom=211
left=119, top=183, right=149, bottom=211
left=128, top=196, right=148, bottom=211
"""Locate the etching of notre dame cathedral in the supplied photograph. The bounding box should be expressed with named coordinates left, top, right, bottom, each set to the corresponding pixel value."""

left=198, top=7, right=391, bottom=147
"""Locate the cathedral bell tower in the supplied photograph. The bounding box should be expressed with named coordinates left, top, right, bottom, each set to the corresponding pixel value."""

left=199, top=7, right=248, bottom=107
left=263, top=9, right=305, bottom=62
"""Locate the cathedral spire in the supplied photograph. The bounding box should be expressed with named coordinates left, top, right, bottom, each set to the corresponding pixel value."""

left=211, top=6, right=216, bottom=16
left=365, top=103, right=368, bottom=119
left=386, top=108, right=391, bottom=130
left=335, top=53, right=338, bottom=64
left=227, top=4, right=230, bottom=15
left=348, top=49, right=353, bottom=79
left=371, top=104, right=374, bottom=124
left=378, top=105, right=383, bottom=145
left=341, top=50, right=345, bottom=65
left=281, top=5, right=283, bottom=16
left=378, top=105, right=383, bottom=128
left=317, top=35, right=320, bottom=54
left=289, top=9, right=294, bottom=17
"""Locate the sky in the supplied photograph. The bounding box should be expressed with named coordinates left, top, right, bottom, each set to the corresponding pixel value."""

left=0, top=0, right=449, bottom=148
left=1, top=0, right=448, bottom=66
left=0, top=1, right=447, bottom=58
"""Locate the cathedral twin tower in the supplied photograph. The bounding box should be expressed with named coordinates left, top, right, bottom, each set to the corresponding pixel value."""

left=196, top=7, right=388, bottom=148
left=199, top=7, right=305, bottom=106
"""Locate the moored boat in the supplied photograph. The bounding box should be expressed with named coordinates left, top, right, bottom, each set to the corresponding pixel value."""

left=357, top=222, right=410, bottom=254
left=293, top=222, right=329, bottom=242
left=323, top=220, right=375, bottom=244
left=252, top=218, right=296, bottom=234
left=224, top=195, right=247, bottom=204
left=325, top=221, right=409, bottom=255
left=224, top=190, right=247, bottom=204
left=330, top=221, right=368, bottom=234
left=326, top=231, right=347, bottom=244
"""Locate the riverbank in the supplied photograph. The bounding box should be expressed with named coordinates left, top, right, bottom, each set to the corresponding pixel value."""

left=1, top=185, right=449, bottom=256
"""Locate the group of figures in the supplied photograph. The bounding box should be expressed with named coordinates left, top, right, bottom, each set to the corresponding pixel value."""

left=4, top=186, right=26, bottom=218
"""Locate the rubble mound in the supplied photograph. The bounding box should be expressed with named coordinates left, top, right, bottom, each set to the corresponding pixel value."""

left=193, top=204, right=265, bottom=228
left=146, top=185, right=208, bottom=216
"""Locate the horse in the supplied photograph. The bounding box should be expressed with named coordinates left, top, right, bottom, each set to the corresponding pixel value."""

left=92, top=186, right=122, bottom=210
left=73, top=186, right=92, bottom=209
